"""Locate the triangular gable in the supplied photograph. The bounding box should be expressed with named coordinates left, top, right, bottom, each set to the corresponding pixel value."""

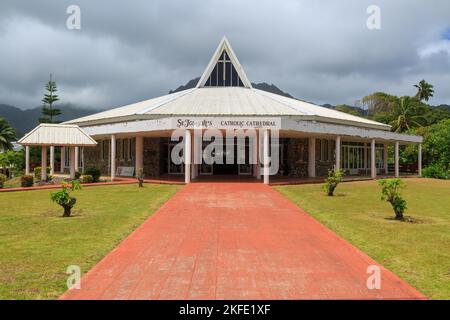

left=197, top=37, right=252, bottom=88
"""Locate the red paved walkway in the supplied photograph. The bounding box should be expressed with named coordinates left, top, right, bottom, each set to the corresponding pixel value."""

left=61, top=183, right=425, bottom=300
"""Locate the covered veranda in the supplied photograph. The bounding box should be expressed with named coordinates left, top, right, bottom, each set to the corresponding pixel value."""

left=82, top=126, right=422, bottom=185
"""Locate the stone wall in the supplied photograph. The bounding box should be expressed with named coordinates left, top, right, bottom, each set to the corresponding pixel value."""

left=83, top=138, right=136, bottom=176
left=143, top=137, right=161, bottom=177
left=84, top=140, right=109, bottom=175
left=316, top=160, right=334, bottom=177
left=282, top=138, right=335, bottom=177
left=284, top=138, right=308, bottom=177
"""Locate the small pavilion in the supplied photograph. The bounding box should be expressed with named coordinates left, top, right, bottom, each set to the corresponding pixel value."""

left=18, top=123, right=97, bottom=180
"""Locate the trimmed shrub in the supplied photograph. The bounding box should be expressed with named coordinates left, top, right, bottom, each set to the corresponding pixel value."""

left=422, top=164, right=449, bottom=180
left=21, top=175, right=34, bottom=187
left=74, top=171, right=82, bottom=180
left=379, top=178, right=407, bottom=221
left=323, top=169, right=345, bottom=196
left=84, top=167, right=101, bottom=182
left=51, top=181, right=81, bottom=217
left=80, top=175, right=94, bottom=184
left=34, top=167, right=51, bottom=181
left=137, top=168, right=144, bottom=188
left=0, top=173, right=7, bottom=188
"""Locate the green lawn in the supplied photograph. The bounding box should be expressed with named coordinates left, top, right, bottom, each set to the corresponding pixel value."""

left=0, top=184, right=182, bottom=299
left=275, top=178, right=450, bottom=300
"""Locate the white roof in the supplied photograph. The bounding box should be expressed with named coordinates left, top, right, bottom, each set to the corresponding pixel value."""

left=18, top=123, right=97, bottom=146
left=66, top=87, right=390, bottom=130
left=65, top=37, right=391, bottom=131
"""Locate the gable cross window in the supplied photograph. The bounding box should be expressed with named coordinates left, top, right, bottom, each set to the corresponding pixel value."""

left=204, top=50, right=244, bottom=87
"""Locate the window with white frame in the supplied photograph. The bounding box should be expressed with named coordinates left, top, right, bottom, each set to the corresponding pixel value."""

left=341, top=142, right=384, bottom=172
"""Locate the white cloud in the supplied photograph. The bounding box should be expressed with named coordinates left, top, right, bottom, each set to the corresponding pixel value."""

left=418, top=40, right=450, bottom=58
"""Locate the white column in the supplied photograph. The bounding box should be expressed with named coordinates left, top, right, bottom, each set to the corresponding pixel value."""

left=74, top=147, right=79, bottom=172
left=256, top=131, right=261, bottom=179
left=371, top=139, right=376, bottom=179
left=111, top=135, right=116, bottom=181
left=308, top=137, right=316, bottom=178
left=25, top=146, right=30, bottom=175
left=263, top=129, right=270, bottom=185
left=191, top=133, right=196, bottom=180
left=383, top=144, right=388, bottom=174
left=395, top=141, right=400, bottom=178
left=335, top=136, right=341, bottom=170
left=60, top=147, right=66, bottom=173
left=41, top=146, right=47, bottom=181
left=418, top=143, right=422, bottom=177
left=50, top=146, right=55, bottom=175
left=184, top=130, right=191, bottom=183
left=135, top=136, right=144, bottom=176
left=69, top=147, right=76, bottom=179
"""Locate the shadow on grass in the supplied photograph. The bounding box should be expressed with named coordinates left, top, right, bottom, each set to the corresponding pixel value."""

left=383, top=215, right=427, bottom=224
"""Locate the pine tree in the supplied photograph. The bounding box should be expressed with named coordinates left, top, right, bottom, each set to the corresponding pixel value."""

left=39, top=74, right=61, bottom=123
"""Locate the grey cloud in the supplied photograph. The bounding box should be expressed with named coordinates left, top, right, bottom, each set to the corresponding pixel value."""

left=0, top=0, right=449, bottom=110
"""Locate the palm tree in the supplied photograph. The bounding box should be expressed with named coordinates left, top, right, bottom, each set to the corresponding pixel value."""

left=389, top=97, right=427, bottom=133
left=414, top=80, right=434, bottom=102
left=0, top=118, right=16, bottom=151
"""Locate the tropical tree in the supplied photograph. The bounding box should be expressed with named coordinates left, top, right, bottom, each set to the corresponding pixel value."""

left=39, top=74, right=61, bottom=123
left=414, top=80, right=434, bottom=102
left=0, top=117, right=16, bottom=151
left=361, top=92, right=398, bottom=117
left=0, top=150, right=24, bottom=178
left=389, top=96, right=428, bottom=133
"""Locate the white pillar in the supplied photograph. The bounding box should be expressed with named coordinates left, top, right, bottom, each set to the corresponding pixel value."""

left=50, top=146, right=55, bottom=175
left=25, top=146, right=30, bottom=175
left=383, top=144, right=388, bottom=174
left=74, top=147, right=79, bottom=172
left=111, top=135, right=116, bottom=181
left=335, top=136, right=341, bottom=171
left=184, top=130, right=191, bottom=183
left=418, top=143, right=422, bottom=177
left=69, top=147, right=76, bottom=179
left=263, top=129, right=270, bottom=185
left=41, top=146, right=47, bottom=181
left=308, top=137, right=316, bottom=177
left=60, top=147, right=66, bottom=173
left=135, top=136, right=144, bottom=176
left=191, top=133, right=196, bottom=180
left=395, top=141, right=400, bottom=178
left=371, top=139, right=376, bottom=179
left=256, top=131, right=261, bottom=179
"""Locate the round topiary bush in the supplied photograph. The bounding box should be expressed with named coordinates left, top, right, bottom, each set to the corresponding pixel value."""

left=34, top=167, right=51, bottom=181
left=83, top=167, right=101, bottom=182
left=20, top=175, right=34, bottom=187
left=80, top=174, right=94, bottom=183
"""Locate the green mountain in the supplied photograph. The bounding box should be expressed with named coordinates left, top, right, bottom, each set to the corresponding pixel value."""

left=169, top=77, right=294, bottom=98
left=0, top=104, right=100, bottom=138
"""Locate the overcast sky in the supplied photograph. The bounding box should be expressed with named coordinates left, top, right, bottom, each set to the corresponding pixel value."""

left=0, top=0, right=449, bottom=110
